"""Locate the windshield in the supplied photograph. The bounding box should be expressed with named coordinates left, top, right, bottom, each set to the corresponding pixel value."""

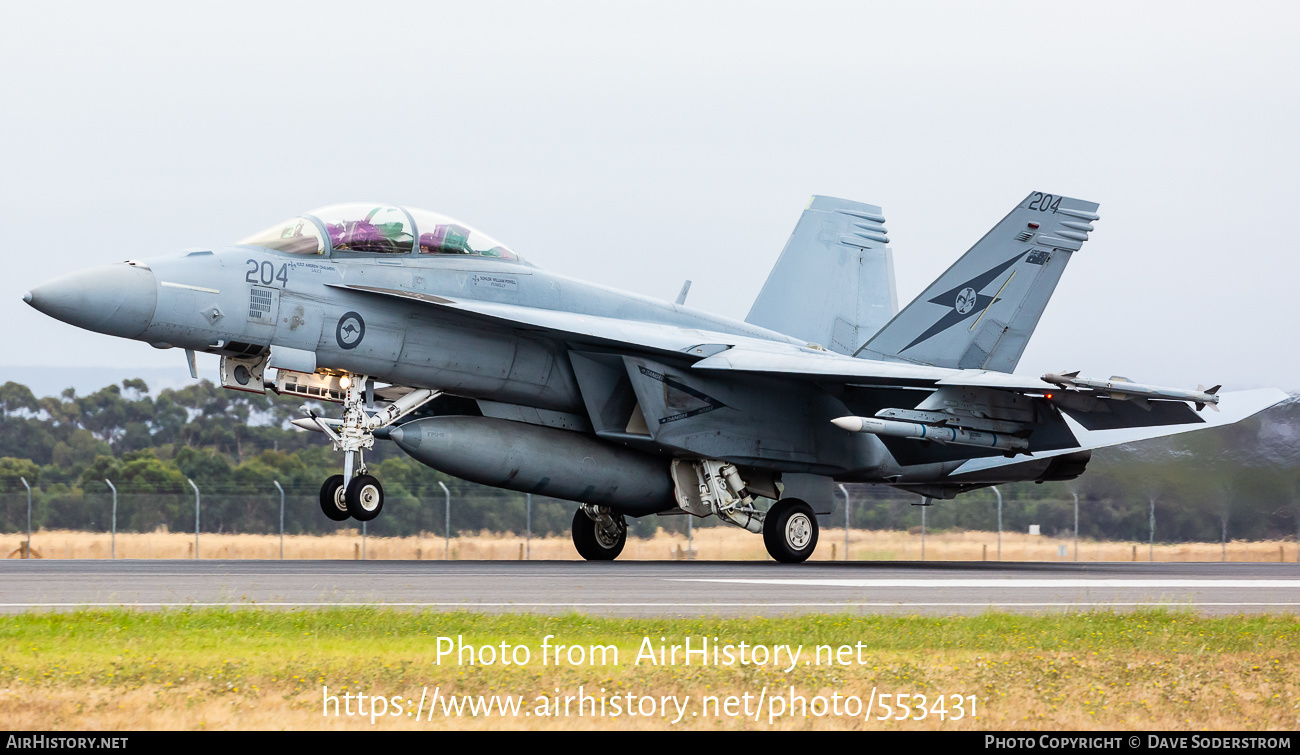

left=238, top=217, right=325, bottom=255
left=237, top=204, right=524, bottom=262
left=408, top=208, right=519, bottom=261
left=310, top=203, right=414, bottom=254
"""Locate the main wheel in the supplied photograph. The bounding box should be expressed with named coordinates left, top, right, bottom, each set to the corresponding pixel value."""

left=763, top=498, right=818, bottom=563
left=571, top=508, right=626, bottom=561
left=319, top=475, right=350, bottom=521
left=346, top=475, right=384, bottom=522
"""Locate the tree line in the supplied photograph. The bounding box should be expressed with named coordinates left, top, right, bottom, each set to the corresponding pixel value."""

left=1, top=379, right=1297, bottom=543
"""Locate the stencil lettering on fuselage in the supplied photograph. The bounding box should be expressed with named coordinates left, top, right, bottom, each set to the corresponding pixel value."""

left=472, top=274, right=518, bottom=292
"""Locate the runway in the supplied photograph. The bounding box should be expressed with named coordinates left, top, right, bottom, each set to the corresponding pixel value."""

left=2, top=560, right=1298, bottom=616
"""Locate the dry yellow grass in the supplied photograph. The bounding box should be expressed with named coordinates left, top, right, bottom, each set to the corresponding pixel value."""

left=5, top=527, right=1296, bottom=562
left=3, top=655, right=1295, bottom=731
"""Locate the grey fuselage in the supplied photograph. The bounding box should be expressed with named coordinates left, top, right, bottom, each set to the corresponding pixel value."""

left=28, top=244, right=1077, bottom=505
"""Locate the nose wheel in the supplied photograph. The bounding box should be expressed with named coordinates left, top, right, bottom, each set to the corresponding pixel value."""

left=346, top=475, right=384, bottom=521
left=318, top=473, right=385, bottom=522
left=319, top=475, right=350, bottom=521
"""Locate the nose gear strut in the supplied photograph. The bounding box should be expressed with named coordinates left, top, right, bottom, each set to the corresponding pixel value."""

left=305, top=374, right=441, bottom=522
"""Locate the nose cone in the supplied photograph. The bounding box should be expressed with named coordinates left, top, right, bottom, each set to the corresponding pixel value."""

left=26, top=263, right=158, bottom=340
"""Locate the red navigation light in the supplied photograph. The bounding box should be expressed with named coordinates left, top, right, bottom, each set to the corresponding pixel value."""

left=1045, top=392, right=1054, bottom=400
left=1028, top=222, right=1040, bottom=229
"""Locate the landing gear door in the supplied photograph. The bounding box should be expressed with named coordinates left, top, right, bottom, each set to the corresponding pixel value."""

left=670, top=459, right=709, bottom=516
left=220, top=354, right=268, bottom=395
left=781, top=473, right=836, bottom=516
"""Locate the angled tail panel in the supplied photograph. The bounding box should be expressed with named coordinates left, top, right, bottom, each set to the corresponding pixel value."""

left=857, top=192, right=1099, bottom=372
left=746, top=196, right=898, bottom=355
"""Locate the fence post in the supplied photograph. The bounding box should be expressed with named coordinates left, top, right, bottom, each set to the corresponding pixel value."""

left=839, top=484, right=850, bottom=562
left=439, top=481, right=450, bottom=560
left=188, top=478, right=200, bottom=559
left=104, top=479, right=117, bottom=559
left=1148, top=496, right=1155, bottom=562
left=1073, top=491, right=1079, bottom=562
left=273, top=480, right=285, bottom=560
left=993, top=486, right=1002, bottom=561
left=921, top=497, right=928, bottom=561
left=362, top=520, right=367, bottom=560
left=20, top=477, right=32, bottom=559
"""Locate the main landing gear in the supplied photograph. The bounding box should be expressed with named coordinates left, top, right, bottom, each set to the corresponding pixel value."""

left=570, top=460, right=821, bottom=564
left=762, top=498, right=818, bottom=563
left=571, top=505, right=627, bottom=560
left=307, top=373, right=439, bottom=523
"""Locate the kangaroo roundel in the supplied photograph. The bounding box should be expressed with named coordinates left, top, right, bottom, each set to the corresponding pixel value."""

left=336, top=311, right=365, bottom=349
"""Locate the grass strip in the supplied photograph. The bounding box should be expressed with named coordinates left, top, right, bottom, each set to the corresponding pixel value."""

left=0, top=608, right=1295, bottom=730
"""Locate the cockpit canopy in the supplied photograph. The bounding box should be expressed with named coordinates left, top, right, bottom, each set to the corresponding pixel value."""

left=238, top=204, right=522, bottom=263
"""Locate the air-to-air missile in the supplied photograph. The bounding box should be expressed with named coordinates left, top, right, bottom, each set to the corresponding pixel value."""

left=830, top=415, right=1029, bottom=452
left=1041, top=371, right=1221, bottom=411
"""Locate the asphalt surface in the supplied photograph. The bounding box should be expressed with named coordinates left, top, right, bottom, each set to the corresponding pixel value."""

left=2, top=560, right=1298, bottom=616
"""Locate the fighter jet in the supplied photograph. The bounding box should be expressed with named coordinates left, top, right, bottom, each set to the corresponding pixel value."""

left=24, top=195, right=1286, bottom=562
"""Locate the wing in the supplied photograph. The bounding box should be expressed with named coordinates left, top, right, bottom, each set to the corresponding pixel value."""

left=947, top=388, right=1287, bottom=476
left=689, top=341, right=1286, bottom=463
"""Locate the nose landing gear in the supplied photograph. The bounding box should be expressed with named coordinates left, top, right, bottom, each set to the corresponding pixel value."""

left=305, top=374, right=439, bottom=522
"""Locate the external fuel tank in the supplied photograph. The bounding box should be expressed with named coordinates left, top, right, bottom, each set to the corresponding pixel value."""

left=387, top=416, right=676, bottom=516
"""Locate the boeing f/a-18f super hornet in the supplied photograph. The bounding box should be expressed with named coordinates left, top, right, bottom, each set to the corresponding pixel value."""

left=24, top=195, right=1286, bottom=562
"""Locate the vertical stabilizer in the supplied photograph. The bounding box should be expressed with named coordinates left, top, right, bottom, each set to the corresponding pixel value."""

left=857, top=192, right=1099, bottom=372
left=746, top=196, right=898, bottom=355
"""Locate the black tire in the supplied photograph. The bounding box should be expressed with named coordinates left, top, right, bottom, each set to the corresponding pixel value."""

left=763, top=498, right=818, bottom=563
left=346, top=475, right=384, bottom=522
left=571, top=508, right=626, bottom=561
left=319, top=475, right=350, bottom=521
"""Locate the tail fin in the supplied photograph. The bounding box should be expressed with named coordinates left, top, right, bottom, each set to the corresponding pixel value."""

left=856, top=191, right=1099, bottom=372
left=746, top=195, right=898, bottom=355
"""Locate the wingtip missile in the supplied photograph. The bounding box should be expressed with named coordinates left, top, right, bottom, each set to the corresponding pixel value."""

left=1040, top=372, right=1222, bottom=410
left=1043, top=370, right=1079, bottom=387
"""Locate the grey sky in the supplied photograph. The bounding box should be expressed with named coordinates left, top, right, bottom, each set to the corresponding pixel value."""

left=3, top=1, right=1297, bottom=391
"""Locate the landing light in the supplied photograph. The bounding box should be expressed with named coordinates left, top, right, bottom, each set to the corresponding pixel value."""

left=339, top=375, right=352, bottom=389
